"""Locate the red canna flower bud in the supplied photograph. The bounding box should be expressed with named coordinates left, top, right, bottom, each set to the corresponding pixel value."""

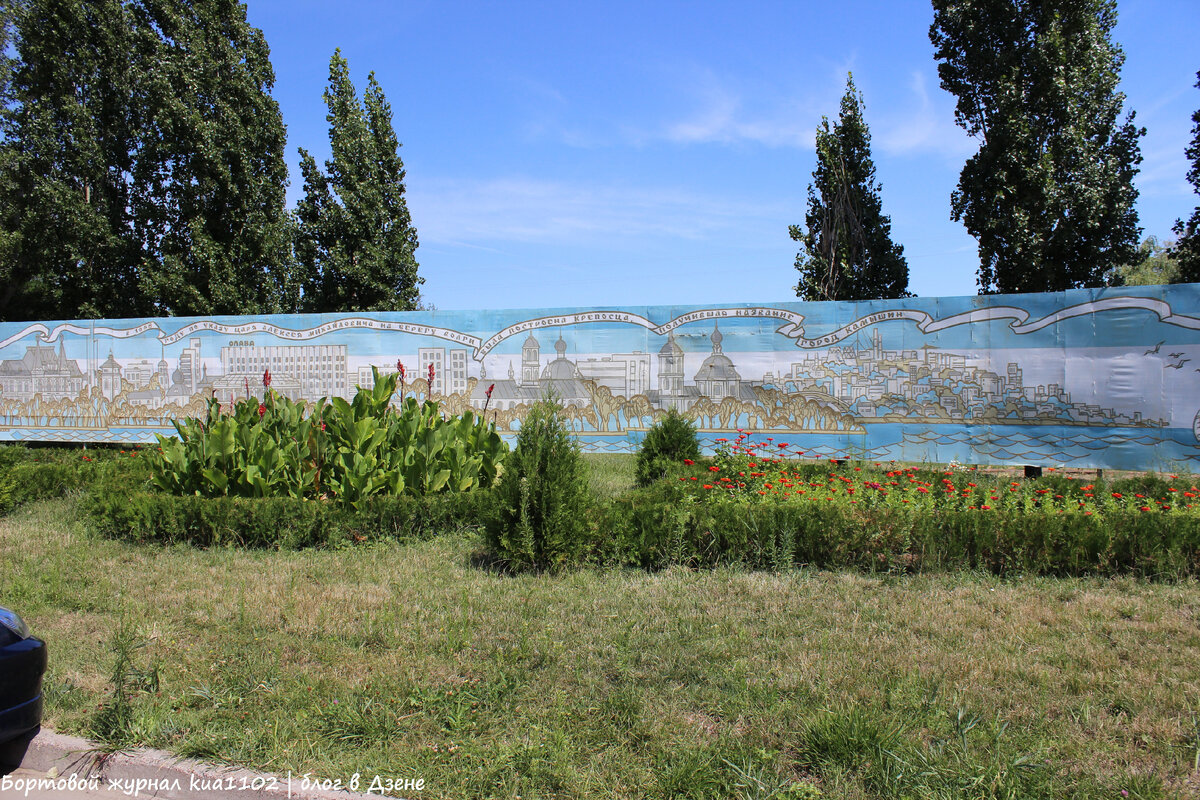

left=428, top=363, right=435, bottom=384
left=263, top=368, right=271, bottom=387
left=397, top=361, right=405, bottom=381
left=257, top=404, right=266, bottom=417
left=485, top=383, right=495, bottom=399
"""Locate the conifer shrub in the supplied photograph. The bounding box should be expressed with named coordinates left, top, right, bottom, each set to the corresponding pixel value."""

left=485, top=399, right=593, bottom=570
left=634, top=408, right=701, bottom=487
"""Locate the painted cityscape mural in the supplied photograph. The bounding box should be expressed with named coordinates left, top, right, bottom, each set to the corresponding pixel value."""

left=2, top=285, right=1199, bottom=471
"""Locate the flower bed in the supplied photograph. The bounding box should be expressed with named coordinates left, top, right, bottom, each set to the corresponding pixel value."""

left=599, top=431, right=1200, bottom=577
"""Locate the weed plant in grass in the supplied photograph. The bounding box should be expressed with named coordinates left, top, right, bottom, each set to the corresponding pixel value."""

left=3, top=498, right=1198, bottom=798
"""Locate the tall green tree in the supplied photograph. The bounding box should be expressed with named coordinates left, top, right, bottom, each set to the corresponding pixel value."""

left=0, top=1, right=21, bottom=283
left=0, top=0, right=292, bottom=321
left=1, top=0, right=141, bottom=320
left=130, top=0, right=294, bottom=316
left=791, top=75, right=910, bottom=301
left=930, top=0, right=1144, bottom=294
left=295, top=50, right=422, bottom=313
left=1172, top=71, right=1200, bottom=283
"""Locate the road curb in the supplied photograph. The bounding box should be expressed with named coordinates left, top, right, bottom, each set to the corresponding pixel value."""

left=1, top=728, right=408, bottom=799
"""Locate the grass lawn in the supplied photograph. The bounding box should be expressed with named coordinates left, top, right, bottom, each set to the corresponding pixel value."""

left=2, top=454, right=1199, bottom=798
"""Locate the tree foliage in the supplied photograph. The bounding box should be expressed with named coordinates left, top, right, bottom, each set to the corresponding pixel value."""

left=294, top=50, right=422, bottom=313
left=930, top=0, right=1144, bottom=294
left=0, top=0, right=292, bottom=321
left=1109, top=236, right=1179, bottom=286
left=1173, top=71, right=1200, bottom=283
left=791, top=75, right=909, bottom=301
left=129, top=0, right=294, bottom=316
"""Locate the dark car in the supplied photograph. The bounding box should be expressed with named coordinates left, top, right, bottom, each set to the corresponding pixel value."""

left=0, top=607, right=46, bottom=744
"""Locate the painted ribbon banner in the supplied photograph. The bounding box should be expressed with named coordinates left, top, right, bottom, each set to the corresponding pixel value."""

left=1, top=284, right=1199, bottom=472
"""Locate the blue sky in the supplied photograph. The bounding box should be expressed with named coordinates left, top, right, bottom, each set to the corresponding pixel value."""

left=243, top=0, right=1200, bottom=311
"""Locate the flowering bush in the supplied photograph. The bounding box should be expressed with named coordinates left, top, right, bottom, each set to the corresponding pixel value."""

left=601, top=430, right=1200, bottom=576
left=150, top=367, right=507, bottom=508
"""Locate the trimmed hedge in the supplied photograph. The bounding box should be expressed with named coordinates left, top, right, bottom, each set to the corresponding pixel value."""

left=600, top=480, right=1200, bottom=578
left=0, top=447, right=153, bottom=515
left=83, top=486, right=496, bottom=549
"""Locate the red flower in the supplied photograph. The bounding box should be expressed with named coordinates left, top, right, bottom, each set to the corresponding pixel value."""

left=485, top=383, right=495, bottom=399
left=257, top=404, right=266, bottom=417
left=428, top=363, right=435, bottom=385
left=708, top=466, right=720, bottom=472
left=397, top=361, right=406, bottom=381
left=262, top=368, right=271, bottom=388
left=683, top=459, right=695, bottom=466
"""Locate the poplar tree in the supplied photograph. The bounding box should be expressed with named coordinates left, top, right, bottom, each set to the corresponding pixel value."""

left=1, top=0, right=141, bottom=320
left=131, top=0, right=293, bottom=316
left=930, top=0, right=1144, bottom=294
left=1173, top=72, right=1200, bottom=283
left=0, top=0, right=292, bottom=321
left=295, top=50, right=422, bottom=313
left=791, top=75, right=910, bottom=301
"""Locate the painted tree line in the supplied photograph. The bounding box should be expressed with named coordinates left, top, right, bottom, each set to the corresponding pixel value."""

left=0, top=0, right=418, bottom=322
left=792, top=0, right=1200, bottom=301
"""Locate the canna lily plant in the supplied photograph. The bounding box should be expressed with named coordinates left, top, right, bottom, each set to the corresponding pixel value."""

left=150, top=366, right=507, bottom=509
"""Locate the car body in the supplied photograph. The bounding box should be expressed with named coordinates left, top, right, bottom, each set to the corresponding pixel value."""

left=0, top=607, right=46, bottom=744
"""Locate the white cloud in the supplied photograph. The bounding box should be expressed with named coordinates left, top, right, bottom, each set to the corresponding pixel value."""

left=661, top=82, right=817, bottom=149
left=408, top=176, right=793, bottom=247
left=875, top=71, right=975, bottom=160
left=624, top=65, right=849, bottom=150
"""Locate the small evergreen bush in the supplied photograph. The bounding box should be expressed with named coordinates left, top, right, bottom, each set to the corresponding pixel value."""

left=634, top=408, right=701, bottom=487
left=485, top=399, right=593, bottom=570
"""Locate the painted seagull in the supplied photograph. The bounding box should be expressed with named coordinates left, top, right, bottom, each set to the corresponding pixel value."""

left=1144, top=341, right=1165, bottom=355
left=1169, top=352, right=1185, bottom=359
left=1165, top=359, right=1191, bottom=369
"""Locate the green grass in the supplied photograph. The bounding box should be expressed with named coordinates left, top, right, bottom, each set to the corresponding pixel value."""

left=4, top=478, right=1200, bottom=798
left=582, top=453, right=637, bottom=500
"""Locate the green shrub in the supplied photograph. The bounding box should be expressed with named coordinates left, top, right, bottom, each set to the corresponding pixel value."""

left=83, top=486, right=494, bottom=549
left=599, top=461, right=1200, bottom=577
left=0, top=469, right=13, bottom=516
left=634, top=408, right=701, bottom=487
left=485, top=399, right=593, bottom=570
left=0, top=449, right=153, bottom=516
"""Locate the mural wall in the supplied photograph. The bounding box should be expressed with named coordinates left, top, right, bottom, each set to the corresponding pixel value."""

left=1, top=285, right=1199, bottom=471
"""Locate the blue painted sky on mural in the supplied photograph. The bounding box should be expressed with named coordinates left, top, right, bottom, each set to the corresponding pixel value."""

left=244, top=0, right=1200, bottom=311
